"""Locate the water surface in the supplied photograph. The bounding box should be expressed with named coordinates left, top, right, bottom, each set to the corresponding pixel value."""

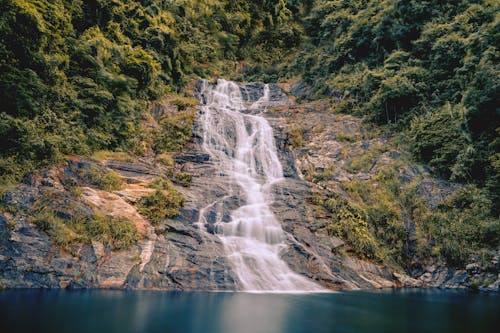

left=0, top=289, right=498, bottom=333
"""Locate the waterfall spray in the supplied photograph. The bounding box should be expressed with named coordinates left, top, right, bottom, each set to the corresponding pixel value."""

left=198, top=79, right=324, bottom=292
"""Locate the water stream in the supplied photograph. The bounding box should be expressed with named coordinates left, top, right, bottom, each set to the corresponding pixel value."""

left=197, top=79, right=323, bottom=292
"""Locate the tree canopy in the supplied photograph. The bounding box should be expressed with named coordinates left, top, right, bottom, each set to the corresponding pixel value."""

left=0, top=0, right=498, bottom=215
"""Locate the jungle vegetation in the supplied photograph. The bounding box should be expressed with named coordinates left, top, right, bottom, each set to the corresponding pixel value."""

left=0, top=0, right=498, bottom=267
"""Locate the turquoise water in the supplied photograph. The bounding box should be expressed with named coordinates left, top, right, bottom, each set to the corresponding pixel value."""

left=0, top=289, right=498, bottom=333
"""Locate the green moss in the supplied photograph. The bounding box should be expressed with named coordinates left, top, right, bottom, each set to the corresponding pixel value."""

left=147, top=177, right=174, bottom=191
left=92, top=150, right=134, bottom=163
left=346, top=143, right=384, bottom=174
left=131, top=252, right=141, bottom=262
left=78, top=165, right=103, bottom=185
left=312, top=165, right=336, bottom=183
left=416, top=185, right=500, bottom=267
left=69, top=186, right=83, bottom=198
left=155, top=153, right=175, bottom=167
left=32, top=208, right=138, bottom=252
left=338, top=168, right=407, bottom=265
left=99, top=171, right=123, bottom=192
left=346, top=153, right=376, bottom=174
left=78, top=165, right=122, bottom=192
left=0, top=184, right=19, bottom=215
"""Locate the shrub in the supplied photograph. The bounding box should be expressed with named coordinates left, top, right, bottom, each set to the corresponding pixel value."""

left=174, top=172, right=192, bottom=187
left=324, top=196, right=380, bottom=260
left=137, top=178, right=185, bottom=224
left=32, top=209, right=82, bottom=251
left=171, top=96, right=199, bottom=111
left=335, top=132, right=357, bottom=142
left=409, top=103, right=471, bottom=180
left=346, top=150, right=380, bottom=174
left=339, top=168, right=410, bottom=266
left=86, top=214, right=139, bottom=251
left=155, top=153, right=175, bottom=166
left=154, top=110, right=196, bottom=153
left=32, top=208, right=138, bottom=252
left=419, top=185, right=500, bottom=267
left=99, top=172, right=123, bottom=191
left=92, top=150, right=133, bottom=162
left=288, top=126, right=305, bottom=148
left=78, top=165, right=122, bottom=192
left=148, top=177, right=174, bottom=191
left=69, top=186, right=83, bottom=197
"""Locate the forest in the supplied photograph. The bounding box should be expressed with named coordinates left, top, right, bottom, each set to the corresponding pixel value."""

left=0, top=0, right=498, bottom=268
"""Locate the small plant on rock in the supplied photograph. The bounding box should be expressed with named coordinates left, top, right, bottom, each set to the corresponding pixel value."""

left=136, top=178, right=185, bottom=224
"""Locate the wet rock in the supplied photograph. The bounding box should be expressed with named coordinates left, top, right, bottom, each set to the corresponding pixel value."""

left=466, top=263, right=481, bottom=275
left=443, top=270, right=470, bottom=289
left=483, top=278, right=500, bottom=292
left=127, top=231, right=237, bottom=290
left=393, top=272, right=423, bottom=287
left=0, top=213, right=98, bottom=289
left=268, top=144, right=397, bottom=289
left=62, top=158, right=107, bottom=187
left=240, top=82, right=265, bottom=102
left=24, top=169, right=65, bottom=190
left=97, top=246, right=140, bottom=288
left=194, top=80, right=289, bottom=109
left=81, top=187, right=151, bottom=235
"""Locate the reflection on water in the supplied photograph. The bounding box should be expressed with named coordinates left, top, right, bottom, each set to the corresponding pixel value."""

left=218, top=293, right=289, bottom=333
left=0, top=289, right=498, bottom=333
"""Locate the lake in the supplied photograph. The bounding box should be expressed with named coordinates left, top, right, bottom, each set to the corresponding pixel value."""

left=0, top=289, right=498, bottom=333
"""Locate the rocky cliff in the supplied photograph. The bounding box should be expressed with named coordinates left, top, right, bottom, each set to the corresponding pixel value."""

left=0, top=81, right=498, bottom=291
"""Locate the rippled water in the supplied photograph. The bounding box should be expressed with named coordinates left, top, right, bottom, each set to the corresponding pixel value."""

left=0, top=289, right=498, bottom=333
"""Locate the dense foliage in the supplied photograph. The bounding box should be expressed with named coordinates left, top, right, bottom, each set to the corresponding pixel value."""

left=287, top=1, right=499, bottom=268
left=0, top=0, right=498, bottom=268
left=287, top=0, right=499, bottom=214
left=136, top=177, right=185, bottom=224
left=334, top=166, right=499, bottom=268
left=0, top=0, right=302, bottom=184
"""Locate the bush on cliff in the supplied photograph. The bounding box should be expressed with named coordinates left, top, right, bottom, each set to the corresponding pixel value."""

left=136, top=178, right=184, bottom=224
left=33, top=208, right=138, bottom=252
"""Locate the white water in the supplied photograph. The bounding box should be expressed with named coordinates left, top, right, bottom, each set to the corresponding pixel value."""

left=198, top=79, right=323, bottom=292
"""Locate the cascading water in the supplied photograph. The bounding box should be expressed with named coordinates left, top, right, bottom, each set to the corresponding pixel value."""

left=198, top=79, right=324, bottom=292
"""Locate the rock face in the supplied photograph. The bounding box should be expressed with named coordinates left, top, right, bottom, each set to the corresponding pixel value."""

left=0, top=81, right=498, bottom=292
left=179, top=81, right=400, bottom=290
left=0, top=155, right=237, bottom=290
left=271, top=177, right=395, bottom=290
left=260, top=84, right=499, bottom=292
left=0, top=214, right=97, bottom=289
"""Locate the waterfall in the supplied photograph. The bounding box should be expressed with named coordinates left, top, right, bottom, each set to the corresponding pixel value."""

left=198, top=79, right=323, bottom=292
